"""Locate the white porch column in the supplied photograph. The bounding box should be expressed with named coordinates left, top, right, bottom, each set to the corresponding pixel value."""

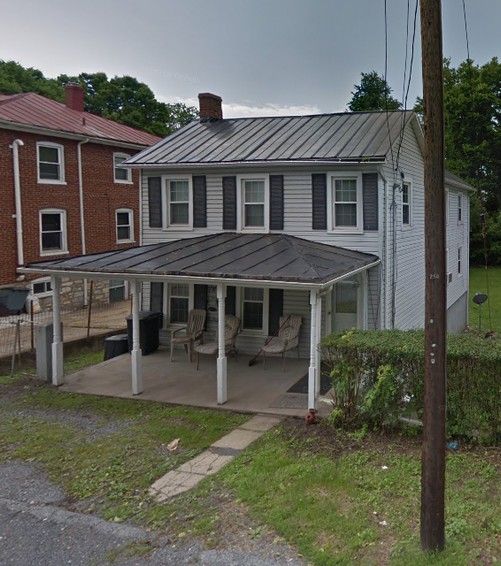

left=216, top=283, right=227, bottom=404
left=315, top=294, right=323, bottom=396
left=51, top=276, right=64, bottom=386
left=308, top=289, right=319, bottom=410
left=130, top=280, right=143, bottom=395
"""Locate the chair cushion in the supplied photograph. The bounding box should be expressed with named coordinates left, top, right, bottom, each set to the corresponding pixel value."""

left=194, top=342, right=218, bottom=355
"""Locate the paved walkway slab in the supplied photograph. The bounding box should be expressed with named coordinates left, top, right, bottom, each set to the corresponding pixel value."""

left=149, top=414, right=282, bottom=501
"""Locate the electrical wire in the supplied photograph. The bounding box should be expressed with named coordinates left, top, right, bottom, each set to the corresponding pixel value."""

left=462, top=0, right=471, bottom=61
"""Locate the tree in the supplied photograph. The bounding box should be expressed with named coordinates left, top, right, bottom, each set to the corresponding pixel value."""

left=348, top=71, right=402, bottom=112
left=0, top=61, right=198, bottom=137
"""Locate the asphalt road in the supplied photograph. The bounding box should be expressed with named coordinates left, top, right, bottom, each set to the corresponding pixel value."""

left=0, top=461, right=306, bottom=566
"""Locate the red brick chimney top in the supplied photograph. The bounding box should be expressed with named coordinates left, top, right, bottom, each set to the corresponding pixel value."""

left=65, top=82, right=84, bottom=112
left=198, top=92, right=223, bottom=121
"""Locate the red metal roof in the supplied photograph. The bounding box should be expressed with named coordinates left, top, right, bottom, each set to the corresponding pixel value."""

left=0, top=92, right=161, bottom=147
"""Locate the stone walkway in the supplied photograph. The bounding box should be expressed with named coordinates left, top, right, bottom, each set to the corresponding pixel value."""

left=149, top=414, right=282, bottom=501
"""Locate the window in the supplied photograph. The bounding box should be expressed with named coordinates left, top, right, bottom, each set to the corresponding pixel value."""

left=164, top=178, right=192, bottom=227
left=242, top=287, right=266, bottom=331
left=113, top=153, right=131, bottom=183
left=237, top=176, right=269, bottom=231
left=37, top=143, right=65, bottom=183
left=328, top=173, right=362, bottom=231
left=116, top=209, right=134, bottom=242
left=458, top=247, right=462, bottom=275
left=402, top=182, right=411, bottom=226
left=31, top=277, right=52, bottom=297
left=40, top=209, right=67, bottom=254
left=169, top=283, right=190, bottom=324
left=457, top=194, right=463, bottom=223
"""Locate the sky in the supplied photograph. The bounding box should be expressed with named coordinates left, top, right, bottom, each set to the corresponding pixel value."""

left=1, top=0, right=500, bottom=118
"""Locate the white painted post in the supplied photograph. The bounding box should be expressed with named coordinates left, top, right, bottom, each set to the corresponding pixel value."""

left=308, top=289, right=318, bottom=410
left=315, top=294, right=323, bottom=395
left=51, top=276, right=63, bottom=385
left=130, top=280, right=143, bottom=395
left=216, top=284, right=227, bottom=404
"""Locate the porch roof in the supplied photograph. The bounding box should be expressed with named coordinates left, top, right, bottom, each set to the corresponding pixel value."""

left=21, top=233, right=379, bottom=290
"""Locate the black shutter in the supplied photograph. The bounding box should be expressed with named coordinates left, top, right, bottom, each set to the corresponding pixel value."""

left=194, top=284, right=208, bottom=329
left=362, top=173, right=379, bottom=230
left=223, top=176, right=237, bottom=230
left=193, top=175, right=207, bottom=228
left=225, top=286, right=236, bottom=315
left=150, top=282, right=164, bottom=313
left=268, top=289, right=283, bottom=335
left=269, top=175, right=284, bottom=230
left=312, top=173, right=327, bottom=230
left=148, top=177, right=162, bottom=228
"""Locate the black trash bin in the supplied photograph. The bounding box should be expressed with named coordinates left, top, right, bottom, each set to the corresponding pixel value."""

left=126, top=311, right=162, bottom=355
left=104, top=334, right=129, bottom=360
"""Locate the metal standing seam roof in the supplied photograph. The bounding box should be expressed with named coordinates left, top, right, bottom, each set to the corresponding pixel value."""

left=0, top=92, right=161, bottom=147
left=125, top=110, right=416, bottom=166
left=22, top=233, right=380, bottom=288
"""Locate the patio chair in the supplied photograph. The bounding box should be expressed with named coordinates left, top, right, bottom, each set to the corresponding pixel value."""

left=262, top=314, right=302, bottom=371
left=194, top=315, right=241, bottom=370
left=170, top=309, right=206, bottom=362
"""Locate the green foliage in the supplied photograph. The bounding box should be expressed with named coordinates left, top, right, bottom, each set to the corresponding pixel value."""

left=469, top=266, right=501, bottom=333
left=348, top=70, right=402, bottom=112
left=322, top=329, right=501, bottom=443
left=0, top=60, right=198, bottom=137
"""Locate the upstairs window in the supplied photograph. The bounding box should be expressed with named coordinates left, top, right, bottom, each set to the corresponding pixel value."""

left=458, top=247, right=462, bottom=275
left=243, top=179, right=265, bottom=228
left=114, top=153, right=132, bottom=183
left=457, top=194, right=463, bottom=223
left=165, top=178, right=192, bottom=228
left=37, top=143, right=65, bottom=183
left=402, top=182, right=411, bottom=226
left=40, top=209, right=67, bottom=255
left=116, top=209, right=134, bottom=242
left=328, top=173, right=363, bottom=231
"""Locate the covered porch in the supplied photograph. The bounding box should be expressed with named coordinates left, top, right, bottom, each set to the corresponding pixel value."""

left=60, top=346, right=330, bottom=417
left=21, top=233, right=379, bottom=412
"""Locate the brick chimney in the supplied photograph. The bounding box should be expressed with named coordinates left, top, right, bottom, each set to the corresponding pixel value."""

left=65, top=82, right=84, bottom=112
left=198, top=92, right=223, bottom=121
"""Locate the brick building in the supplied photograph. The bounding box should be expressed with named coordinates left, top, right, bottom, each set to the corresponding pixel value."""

left=0, top=84, right=160, bottom=309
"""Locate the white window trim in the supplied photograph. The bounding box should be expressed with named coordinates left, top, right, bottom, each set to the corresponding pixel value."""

left=327, top=172, right=363, bottom=233
left=401, top=179, right=413, bottom=229
left=113, top=152, right=132, bottom=184
left=39, top=208, right=68, bottom=256
left=237, top=286, right=269, bottom=335
left=457, top=246, right=463, bottom=277
left=116, top=208, right=135, bottom=243
left=37, top=142, right=66, bottom=184
left=457, top=194, right=463, bottom=225
left=167, top=282, right=194, bottom=326
left=31, top=277, right=53, bottom=298
left=162, top=176, right=193, bottom=230
left=236, top=174, right=270, bottom=232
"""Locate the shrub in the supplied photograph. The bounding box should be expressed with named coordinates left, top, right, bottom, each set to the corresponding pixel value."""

left=321, top=329, right=500, bottom=444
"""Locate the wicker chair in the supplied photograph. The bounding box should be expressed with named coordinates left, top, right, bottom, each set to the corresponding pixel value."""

left=170, top=309, right=206, bottom=362
left=262, top=314, right=302, bottom=371
left=194, top=315, right=241, bottom=370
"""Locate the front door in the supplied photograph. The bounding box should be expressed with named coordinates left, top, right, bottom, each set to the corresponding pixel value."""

left=332, top=277, right=359, bottom=332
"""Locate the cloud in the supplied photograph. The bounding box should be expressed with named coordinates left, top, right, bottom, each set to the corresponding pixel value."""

left=160, top=96, right=322, bottom=118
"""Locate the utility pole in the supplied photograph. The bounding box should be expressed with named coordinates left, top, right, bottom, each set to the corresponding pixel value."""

left=420, top=0, right=447, bottom=551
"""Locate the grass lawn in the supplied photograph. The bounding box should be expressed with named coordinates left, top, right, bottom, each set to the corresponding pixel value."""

left=1, top=350, right=499, bottom=565
left=469, top=266, right=501, bottom=332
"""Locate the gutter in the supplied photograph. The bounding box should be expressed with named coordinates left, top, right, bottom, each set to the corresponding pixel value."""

left=77, top=138, right=89, bottom=305
left=18, top=259, right=381, bottom=292
left=10, top=139, right=25, bottom=279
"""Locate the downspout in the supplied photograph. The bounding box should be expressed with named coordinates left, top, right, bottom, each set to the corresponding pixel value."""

left=77, top=138, right=89, bottom=305
left=10, top=139, right=25, bottom=280
left=391, top=181, right=398, bottom=329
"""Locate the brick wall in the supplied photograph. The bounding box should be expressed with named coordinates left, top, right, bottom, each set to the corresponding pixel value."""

left=0, top=128, right=142, bottom=289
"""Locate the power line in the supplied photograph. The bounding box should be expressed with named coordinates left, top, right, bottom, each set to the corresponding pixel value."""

left=462, top=0, right=471, bottom=61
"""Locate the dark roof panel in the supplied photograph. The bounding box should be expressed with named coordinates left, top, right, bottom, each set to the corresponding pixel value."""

left=126, top=111, right=416, bottom=166
left=24, top=233, right=379, bottom=287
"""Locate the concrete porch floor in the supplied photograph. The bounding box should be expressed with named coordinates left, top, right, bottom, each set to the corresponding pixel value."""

left=60, top=345, right=332, bottom=418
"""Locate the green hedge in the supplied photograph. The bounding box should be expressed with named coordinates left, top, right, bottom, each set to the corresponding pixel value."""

left=321, top=330, right=500, bottom=444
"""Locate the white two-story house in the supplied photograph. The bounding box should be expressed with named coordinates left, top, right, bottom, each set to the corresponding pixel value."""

left=22, top=93, right=472, bottom=408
